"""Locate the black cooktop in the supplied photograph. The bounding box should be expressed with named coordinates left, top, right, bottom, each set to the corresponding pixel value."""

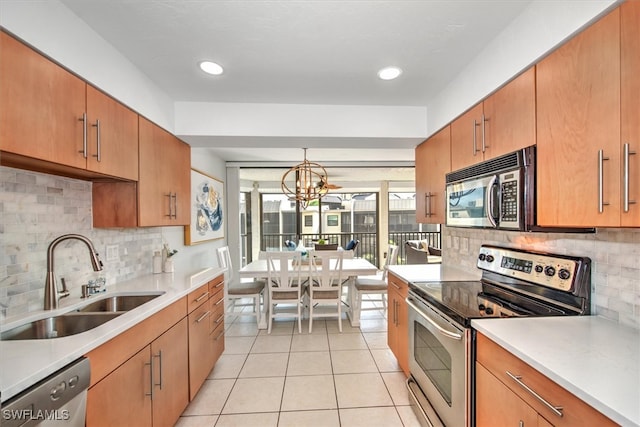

left=409, top=281, right=485, bottom=327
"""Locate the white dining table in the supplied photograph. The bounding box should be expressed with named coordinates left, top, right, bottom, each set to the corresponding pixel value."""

left=238, top=257, right=378, bottom=329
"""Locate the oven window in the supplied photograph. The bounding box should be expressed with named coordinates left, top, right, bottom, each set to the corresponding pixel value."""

left=414, top=321, right=452, bottom=405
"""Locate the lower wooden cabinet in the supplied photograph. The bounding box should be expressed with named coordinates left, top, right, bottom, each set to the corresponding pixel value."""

left=476, top=333, right=618, bottom=427
left=387, top=272, right=409, bottom=376
left=86, top=319, right=188, bottom=427
left=85, top=274, right=225, bottom=426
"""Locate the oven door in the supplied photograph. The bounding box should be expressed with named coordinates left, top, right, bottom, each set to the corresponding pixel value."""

left=406, top=292, right=470, bottom=427
left=446, top=174, right=499, bottom=228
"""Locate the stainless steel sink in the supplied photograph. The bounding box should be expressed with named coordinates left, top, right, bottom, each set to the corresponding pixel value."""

left=76, top=293, right=163, bottom=313
left=1, top=312, right=122, bottom=340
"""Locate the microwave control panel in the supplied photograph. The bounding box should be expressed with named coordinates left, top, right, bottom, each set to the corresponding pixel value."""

left=477, top=246, right=579, bottom=292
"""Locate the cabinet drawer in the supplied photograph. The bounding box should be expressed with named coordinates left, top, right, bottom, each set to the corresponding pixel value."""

left=388, top=272, right=408, bottom=299
left=476, top=333, right=618, bottom=427
left=210, top=320, right=225, bottom=364
left=187, top=283, right=210, bottom=313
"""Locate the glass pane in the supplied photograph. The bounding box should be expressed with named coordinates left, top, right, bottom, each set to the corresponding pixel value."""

left=448, top=186, right=486, bottom=219
left=414, top=322, right=452, bottom=405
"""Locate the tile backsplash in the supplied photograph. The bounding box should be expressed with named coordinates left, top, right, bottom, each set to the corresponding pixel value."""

left=443, top=226, right=640, bottom=329
left=0, top=166, right=163, bottom=319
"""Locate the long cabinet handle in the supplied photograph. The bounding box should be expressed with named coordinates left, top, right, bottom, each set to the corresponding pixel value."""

left=481, top=114, right=488, bottom=153
left=172, top=193, right=178, bottom=219
left=78, top=113, right=87, bottom=158
left=154, top=350, right=163, bottom=390
left=624, top=143, right=637, bottom=212
left=196, top=310, right=211, bottom=323
left=598, top=150, right=610, bottom=213
left=92, top=119, right=101, bottom=162
left=506, top=371, right=563, bottom=418
left=144, top=358, right=154, bottom=399
left=213, top=329, right=224, bottom=341
left=472, top=120, right=479, bottom=156
left=195, top=291, right=209, bottom=303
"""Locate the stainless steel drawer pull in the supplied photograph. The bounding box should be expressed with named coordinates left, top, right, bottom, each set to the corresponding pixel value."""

left=196, top=310, right=211, bottom=323
left=92, top=119, right=101, bottom=161
left=506, top=371, right=563, bottom=417
left=215, top=297, right=225, bottom=306
left=624, top=143, right=637, bottom=212
left=598, top=149, right=610, bottom=213
left=79, top=113, right=87, bottom=158
left=215, top=314, right=224, bottom=324
left=195, top=291, right=209, bottom=302
left=144, top=358, right=154, bottom=399
left=154, top=350, right=163, bottom=390
left=213, top=329, right=224, bottom=341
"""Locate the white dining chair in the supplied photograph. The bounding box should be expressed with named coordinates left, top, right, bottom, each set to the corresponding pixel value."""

left=266, top=251, right=304, bottom=333
left=216, top=246, right=265, bottom=325
left=307, top=250, right=345, bottom=333
left=353, top=244, right=399, bottom=321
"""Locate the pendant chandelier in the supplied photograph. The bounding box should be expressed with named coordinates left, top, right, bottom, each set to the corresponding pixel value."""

left=281, top=148, right=330, bottom=209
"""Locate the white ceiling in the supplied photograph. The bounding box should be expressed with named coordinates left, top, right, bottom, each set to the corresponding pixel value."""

left=58, top=0, right=533, bottom=169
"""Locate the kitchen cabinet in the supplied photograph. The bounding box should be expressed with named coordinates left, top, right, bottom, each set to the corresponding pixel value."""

left=86, top=300, right=189, bottom=427
left=476, top=332, right=618, bottom=427
left=93, top=117, right=191, bottom=227
left=0, top=31, right=138, bottom=181
left=621, top=0, right=640, bottom=226
left=536, top=8, right=621, bottom=227
left=450, top=68, right=535, bottom=171
left=188, top=276, right=226, bottom=399
left=415, top=126, right=450, bottom=224
left=387, top=272, right=409, bottom=376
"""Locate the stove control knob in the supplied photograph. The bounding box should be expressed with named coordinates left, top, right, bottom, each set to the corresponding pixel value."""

left=544, top=266, right=556, bottom=277
left=485, top=255, right=495, bottom=263
left=558, top=269, right=571, bottom=280
left=478, top=304, right=486, bottom=311
left=478, top=253, right=486, bottom=261
left=534, top=265, right=544, bottom=273
left=485, top=307, right=494, bottom=315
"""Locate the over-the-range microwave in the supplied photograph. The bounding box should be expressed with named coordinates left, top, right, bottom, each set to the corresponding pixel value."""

left=445, top=145, right=593, bottom=233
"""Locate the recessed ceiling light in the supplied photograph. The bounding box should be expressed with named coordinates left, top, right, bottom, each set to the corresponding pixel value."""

left=377, top=66, right=402, bottom=81
left=199, top=61, right=224, bottom=75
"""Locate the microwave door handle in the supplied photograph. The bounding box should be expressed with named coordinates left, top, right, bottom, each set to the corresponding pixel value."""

left=486, top=175, right=499, bottom=228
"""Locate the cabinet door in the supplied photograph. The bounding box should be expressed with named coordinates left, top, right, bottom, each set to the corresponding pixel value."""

left=151, top=318, right=189, bottom=427
left=621, top=0, right=640, bottom=226
left=395, top=293, right=409, bottom=376
left=188, top=297, right=214, bottom=400
left=86, top=346, right=153, bottom=427
left=483, top=67, right=536, bottom=159
left=450, top=103, right=484, bottom=171
left=86, top=85, right=139, bottom=180
left=138, top=117, right=191, bottom=226
left=476, top=363, right=539, bottom=427
left=415, top=126, right=451, bottom=224
left=0, top=32, right=86, bottom=169
left=536, top=9, right=621, bottom=227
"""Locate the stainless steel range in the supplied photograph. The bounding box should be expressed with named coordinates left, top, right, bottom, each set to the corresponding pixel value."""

left=405, top=245, right=591, bottom=427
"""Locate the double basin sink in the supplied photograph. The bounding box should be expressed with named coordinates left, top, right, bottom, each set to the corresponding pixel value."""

left=1, top=293, right=164, bottom=340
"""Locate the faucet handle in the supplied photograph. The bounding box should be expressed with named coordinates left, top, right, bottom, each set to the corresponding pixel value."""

left=59, top=278, right=70, bottom=300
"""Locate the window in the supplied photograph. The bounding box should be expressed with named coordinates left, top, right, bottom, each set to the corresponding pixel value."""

left=304, top=215, right=313, bottom=227
left=327, top=214, right=339, bottom=226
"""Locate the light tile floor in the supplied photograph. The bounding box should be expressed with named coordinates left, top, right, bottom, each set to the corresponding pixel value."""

left=176, top=298, right=423, bottom=427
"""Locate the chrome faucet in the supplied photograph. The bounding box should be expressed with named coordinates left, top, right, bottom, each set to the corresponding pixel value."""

left=44, top=234, right=104, bottom=310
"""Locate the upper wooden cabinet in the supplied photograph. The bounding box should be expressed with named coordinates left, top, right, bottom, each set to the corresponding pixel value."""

left=138, top=117, right=191, bottom=226
left=536, top=8, right=622, bottom=227
left=0, top=32, right=138, bottom=181
left=93, top=117, right=191, bottom=227
left=415, top=126, right=451, bottom=224
left=450, top=68, right=536, bottom=171
left=621, top=0, right=640, bottom=226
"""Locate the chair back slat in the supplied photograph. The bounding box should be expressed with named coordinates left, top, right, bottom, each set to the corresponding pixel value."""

left=216, top=246, right=234, bottom=282
left=266, top=251, right=302, bottom=290
left=382, top=244, right=399, bottom=280
left=308, top=250, right=344, bottom=288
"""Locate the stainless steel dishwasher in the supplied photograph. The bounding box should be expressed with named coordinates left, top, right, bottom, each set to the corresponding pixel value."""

left=2, top=357, right=90, bottom=427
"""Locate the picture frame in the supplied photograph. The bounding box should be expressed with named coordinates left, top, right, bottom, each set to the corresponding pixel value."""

left=184, top=168, right=224, bottom=245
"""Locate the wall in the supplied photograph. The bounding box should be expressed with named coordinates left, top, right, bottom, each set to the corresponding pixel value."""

left=442, top=226, right=640, bottom=329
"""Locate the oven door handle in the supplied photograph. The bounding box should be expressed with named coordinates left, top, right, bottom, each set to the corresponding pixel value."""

left=406, top=297, right=463, bottom=340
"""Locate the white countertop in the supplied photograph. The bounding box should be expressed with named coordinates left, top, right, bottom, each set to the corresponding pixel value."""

left=0, top=265, right=225, bottom=402
left=472, top=316, right=640, bottom=427
left=387, top=263, right=481, bottom=284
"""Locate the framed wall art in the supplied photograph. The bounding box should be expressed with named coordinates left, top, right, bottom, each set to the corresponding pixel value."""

left=185, top=168, right=224, bottom=245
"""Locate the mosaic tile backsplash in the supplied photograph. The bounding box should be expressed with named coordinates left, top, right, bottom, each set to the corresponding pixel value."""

left=0, top=167, right=163, bottom=319
left=443, top=226, right=640, bottom=329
